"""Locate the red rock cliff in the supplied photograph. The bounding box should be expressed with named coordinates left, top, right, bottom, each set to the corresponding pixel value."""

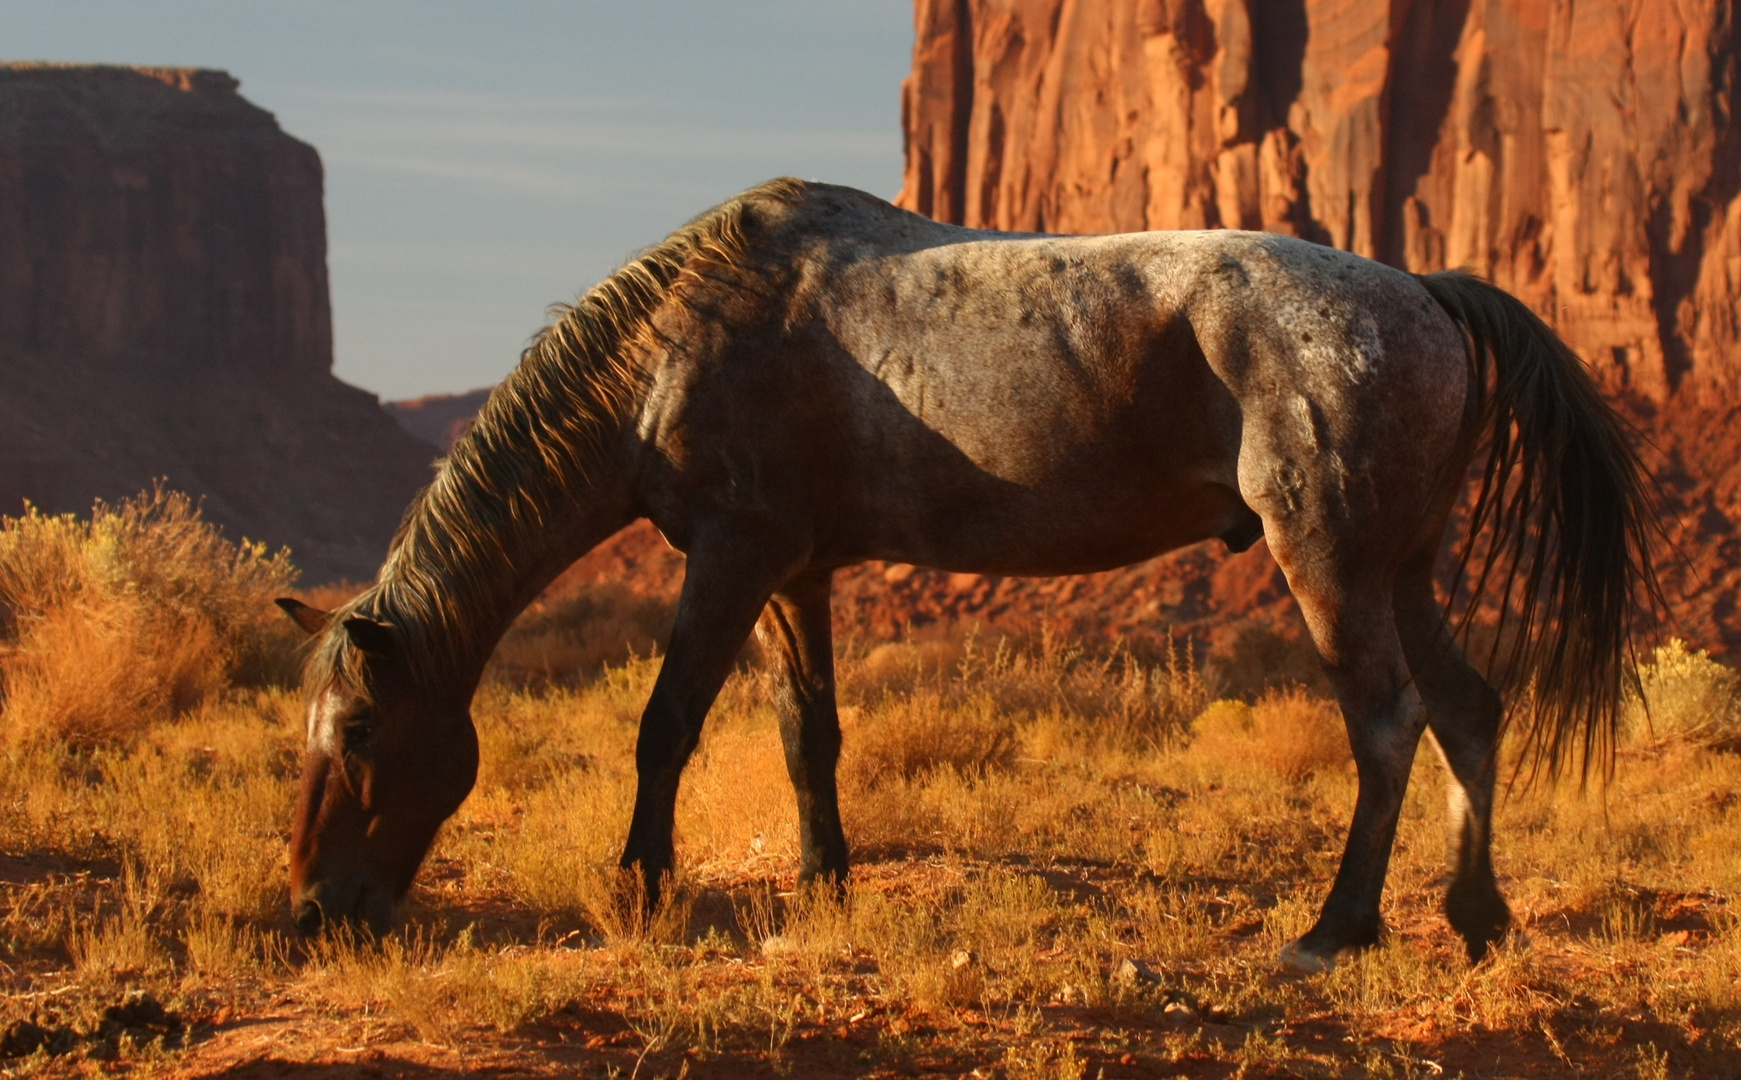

left=899, top=0, right=1741, bottom=653
left=901, top=0, right=1739, bottom=400
left=0, top=64, right=435, bottom=581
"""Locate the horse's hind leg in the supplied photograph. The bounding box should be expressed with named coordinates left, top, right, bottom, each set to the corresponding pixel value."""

left=1394, top=564, right=1511, bottom=960
left=1274, top=573, right=1430, bottom=972
left=754, top=567, right=850, bottom=888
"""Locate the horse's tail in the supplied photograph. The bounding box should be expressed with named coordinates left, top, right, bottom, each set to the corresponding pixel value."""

left=1415, top=270, right=1660, bottom=780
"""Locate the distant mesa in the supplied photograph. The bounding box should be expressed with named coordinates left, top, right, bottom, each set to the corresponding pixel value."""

left=385, top=388, right=495, bottom=452
left=0, top=63, right=435, bottom=583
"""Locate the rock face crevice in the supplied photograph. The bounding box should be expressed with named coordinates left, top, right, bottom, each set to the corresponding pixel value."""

left=898, top=0, right=1741, bottom=655
left=0, top=65, right=435, bottom=581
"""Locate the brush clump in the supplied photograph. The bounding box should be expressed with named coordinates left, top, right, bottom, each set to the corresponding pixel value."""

left=0, top=487, right=297, bottom=748
left=1187, top=686, right=1348, bottom=782
left=1623, top=638, right=1741, bottom=752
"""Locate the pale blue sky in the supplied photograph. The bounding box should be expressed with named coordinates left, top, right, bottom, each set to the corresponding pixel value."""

left=4, top=2, right=914, bottom=398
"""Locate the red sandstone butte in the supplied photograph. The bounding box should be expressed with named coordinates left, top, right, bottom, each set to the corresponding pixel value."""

left=0, top=64, right=435, bottom=582
left=898, top=0, right=1741, bottom=656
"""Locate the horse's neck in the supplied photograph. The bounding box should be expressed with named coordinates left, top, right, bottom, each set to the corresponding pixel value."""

left=380, top=439, right=641, bottom=696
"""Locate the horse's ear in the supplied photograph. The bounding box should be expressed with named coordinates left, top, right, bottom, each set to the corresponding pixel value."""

left=276, top=598, right=330, bottom=637
left=342, top=616, right=397, bottom=657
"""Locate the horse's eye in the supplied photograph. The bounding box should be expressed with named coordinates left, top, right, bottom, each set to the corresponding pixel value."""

left=342, top=713, right=377, bottom=753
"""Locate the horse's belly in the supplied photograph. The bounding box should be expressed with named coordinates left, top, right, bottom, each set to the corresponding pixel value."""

left=826, top=466, right=1250, bottom=576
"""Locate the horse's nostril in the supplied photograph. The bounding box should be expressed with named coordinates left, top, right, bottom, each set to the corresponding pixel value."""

left=293, top=899, right=324, bottom=935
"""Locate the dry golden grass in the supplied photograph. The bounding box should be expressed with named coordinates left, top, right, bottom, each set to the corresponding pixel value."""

left=0, top=498, right=1738, bottom=1076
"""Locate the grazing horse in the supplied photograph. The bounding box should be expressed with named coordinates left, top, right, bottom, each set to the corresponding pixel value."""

left=277, top=178, right=1655, bottom=971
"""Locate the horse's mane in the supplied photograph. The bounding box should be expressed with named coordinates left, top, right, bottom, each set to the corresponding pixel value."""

left=310, top=177, right=808, bottom=697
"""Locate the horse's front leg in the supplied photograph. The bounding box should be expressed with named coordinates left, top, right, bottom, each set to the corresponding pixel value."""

left=1282, top=589, right=1430, bottom=973
left=619, top=537, right=801, bottom=908
left=755, top=567, right=849, bottom=888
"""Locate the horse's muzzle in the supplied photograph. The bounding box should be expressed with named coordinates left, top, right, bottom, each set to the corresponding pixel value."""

left=292, top=878, right=392, bottom=937
left=293, top=898, right=325, bottom=935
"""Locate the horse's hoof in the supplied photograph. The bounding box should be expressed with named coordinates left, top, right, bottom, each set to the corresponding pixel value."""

left=1459, top=919, right=1525, bottom=964
left=1279, top=938, right=1339, bottom=974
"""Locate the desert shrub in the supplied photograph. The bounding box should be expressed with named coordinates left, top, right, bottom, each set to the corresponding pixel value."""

left=1621, top=638, right=1741, bottom=752
left=0, top=488, right=297, bottom=747
left=852, top=636, right=966, bottom=698
left=1079, top=635, right=1210, bottom=749
left=1187, top=686, right=1348, bottom=781
left=1205, top=621, right=1330, bottom=699
left=485, top=580, right=677, bottom=688
left=841, top=692, right=1017, bottom=787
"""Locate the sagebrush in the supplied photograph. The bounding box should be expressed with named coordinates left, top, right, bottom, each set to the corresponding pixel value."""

left=0, top=488, right=297, bottom=747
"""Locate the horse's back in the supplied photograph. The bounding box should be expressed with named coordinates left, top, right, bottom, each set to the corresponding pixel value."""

left=767, top=183, right=1467, bottom=423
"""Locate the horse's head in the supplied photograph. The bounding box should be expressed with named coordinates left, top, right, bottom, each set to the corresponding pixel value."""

left=276, top=598, right=479, bottom=936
